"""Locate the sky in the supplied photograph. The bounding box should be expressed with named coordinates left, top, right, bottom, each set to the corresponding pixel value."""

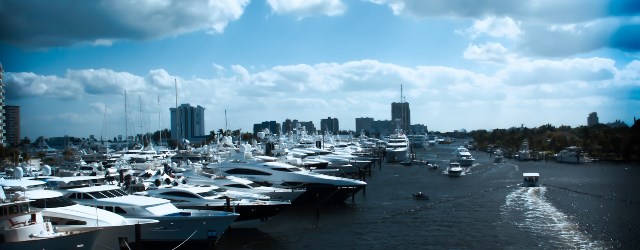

left=1, top=0, right=639, bottom=139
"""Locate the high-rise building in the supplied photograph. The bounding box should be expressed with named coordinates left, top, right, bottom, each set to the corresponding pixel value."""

left=320, top=117, right=339, bottom=134
left=588, top=112, right=599, bottom=127
left=391, top=102, right=410, bottom=133
left=4, top=105, right=20, bottom=146
left=170, top=104, right=205, bottom=140
left=355, top=117, right=374, bottom=134
left=253, top=121, right=281, bottom=135
left=282, top=119, right=316, bottom=135
left=0, top=62, right=5, bottom=146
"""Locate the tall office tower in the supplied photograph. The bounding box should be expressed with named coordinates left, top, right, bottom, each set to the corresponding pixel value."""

left=170, top=104, right=205, bottom=140
left=587, top=112, right=599, bottom=127
left=4, top=105, right=20, bottom=146
left=0, top=63, right=5, bottom=146
left=320, top=117, right=339, bottom=134
left=391, top=102, right=410, bottom=133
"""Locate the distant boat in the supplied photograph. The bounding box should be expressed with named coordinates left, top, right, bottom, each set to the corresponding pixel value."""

left=522, top=173, right=540, bottom=187
left=517, top=139, right=532, bottom=161
left=556, top=146, right=592, bottom=163
left=452, top=146, right=475, bottom=166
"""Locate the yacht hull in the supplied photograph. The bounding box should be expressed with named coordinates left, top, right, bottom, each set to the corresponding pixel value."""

left=136, top=211, right=238, bottom=243
left=0, top=228, right=101, bottom=250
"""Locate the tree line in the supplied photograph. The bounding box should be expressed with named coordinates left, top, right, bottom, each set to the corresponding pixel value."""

left=469, top=120, right=640, bottom=161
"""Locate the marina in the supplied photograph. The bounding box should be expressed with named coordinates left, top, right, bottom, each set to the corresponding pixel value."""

left=1, top=137, right=639, bottom=249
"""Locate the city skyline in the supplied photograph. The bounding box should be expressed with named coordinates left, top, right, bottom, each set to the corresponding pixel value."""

left=1, top=1, right=638, bottom=139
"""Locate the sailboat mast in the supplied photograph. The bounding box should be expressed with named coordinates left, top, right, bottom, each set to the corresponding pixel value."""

left=175, top=79, right=180, bottom=140
left=158, top=96, right=162, bottom=147
left=124, top=90, right=128, bottom=143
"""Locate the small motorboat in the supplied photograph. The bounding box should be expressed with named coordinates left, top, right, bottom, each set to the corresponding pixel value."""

left=522, top=173, right=540, bottom=187
left=413, top=192, right=429, bottom=200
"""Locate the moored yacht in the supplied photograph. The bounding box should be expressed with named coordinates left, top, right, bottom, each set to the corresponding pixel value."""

left=208, top=159, right=367, bottom=205
left=1, top=187, right=101, bottom=250
left=1, top=178, right=158, bottom=250
left=59, top=185, right=239, bottom=245
left=138, top=185, right=291, bottom=228
left=556, top=146, right=592, bottom=163
left=385, top=132, right=410, bottom=163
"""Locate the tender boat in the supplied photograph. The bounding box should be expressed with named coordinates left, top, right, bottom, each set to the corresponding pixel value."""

left=522, top=173, right=540, bottom=187
left=447, top=162, right=463, bottom=177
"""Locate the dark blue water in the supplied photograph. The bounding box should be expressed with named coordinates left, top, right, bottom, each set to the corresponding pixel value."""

left=217, top=143, right=640, bottom=249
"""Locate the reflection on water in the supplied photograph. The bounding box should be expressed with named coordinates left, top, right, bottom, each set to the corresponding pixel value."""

left=502, top=187, right=606, bottom=249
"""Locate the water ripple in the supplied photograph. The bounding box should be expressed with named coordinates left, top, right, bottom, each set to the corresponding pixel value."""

left=501, top=187, right=607, bottom=249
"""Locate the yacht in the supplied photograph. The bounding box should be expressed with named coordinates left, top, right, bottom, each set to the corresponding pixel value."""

left=452, top=146, right=475, bottom=166
left=447, top=162, right=463, bottom=177
left=1, top=178, right=158, bottom=249
left=517, top=139, right=532, bottom=161
left=59, top=184, right=239, bottom=245
left=522, top=173, right=540, bottom=187
left=138, top=185, right=291, bottom=228
left=1, top=187, right=101, bottom=250
left=556, top=146, right=592, bottom=163
left=207, top=156, right=367, bottom=205
left=385, top=132, right=410, bottom=163
left=181, top=173, right=305, bottom=202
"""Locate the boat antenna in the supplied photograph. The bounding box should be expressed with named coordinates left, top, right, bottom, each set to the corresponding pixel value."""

left=225, top=109, right=228, bottom=135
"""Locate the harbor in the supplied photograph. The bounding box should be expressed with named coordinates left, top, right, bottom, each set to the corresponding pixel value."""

left=214, top=141, right=640, bottom=249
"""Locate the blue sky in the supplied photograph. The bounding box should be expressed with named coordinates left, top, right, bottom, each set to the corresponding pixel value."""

left=1, top=0, right=639, bottom=139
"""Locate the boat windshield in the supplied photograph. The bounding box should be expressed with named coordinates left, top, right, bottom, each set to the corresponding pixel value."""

left=31, top=196, right=77, bottom=208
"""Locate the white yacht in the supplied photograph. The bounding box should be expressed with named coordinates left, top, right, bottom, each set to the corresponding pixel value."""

left=1, top=178, right=158, bottom=250
left=138, top=185, right=291, bottom=228
left=556, top=146, right=592, bottom=163
left=181, top=173, right=305, bottom=202
left=208, top=156, right=367, bottom=205
left=1, top=187, right=101, bottom=250
left=452, top=146, right=475, bottom=166
left=447, top=162, right=464, bottom=177
left=59, top=185, right=239, bottom=245
left=385, top=132, right=410, bottom=163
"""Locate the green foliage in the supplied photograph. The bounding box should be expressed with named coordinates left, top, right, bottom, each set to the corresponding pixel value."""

left=470, top=121, right=639, bottom=161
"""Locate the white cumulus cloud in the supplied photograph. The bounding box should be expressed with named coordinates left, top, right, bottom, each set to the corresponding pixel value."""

left=267, top=0, right=347, bottom=19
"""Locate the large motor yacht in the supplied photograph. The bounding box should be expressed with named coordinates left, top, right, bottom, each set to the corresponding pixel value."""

left=1, top=186, right=102, bottom=250
left=58, top=184, right=239, bottom=245
left=207, top=156, right=367, bottom=205
left=452, top=146, right=475, bottom=167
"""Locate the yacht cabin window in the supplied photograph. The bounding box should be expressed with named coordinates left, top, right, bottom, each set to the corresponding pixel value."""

left=225, top=168, right=272, bottom=176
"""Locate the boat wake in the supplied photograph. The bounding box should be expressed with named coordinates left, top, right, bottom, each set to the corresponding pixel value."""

left=501, top=187, right=606, bottom=249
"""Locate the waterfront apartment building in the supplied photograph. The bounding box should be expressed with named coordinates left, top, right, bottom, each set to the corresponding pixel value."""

left=320, top=117, right=339, bottom=134
left=170, top=104, right=205, bottom=140
left=253, top=121, right=281, bottom=135
left=391, top=102, right=411, bottom=133
left=4, top=105, right=20, bottom=146
left=355, top=117, right=374, bottom=134
left=282, top=119, right=316, bottom=135
left=588, top=112, right=599, bottom=127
